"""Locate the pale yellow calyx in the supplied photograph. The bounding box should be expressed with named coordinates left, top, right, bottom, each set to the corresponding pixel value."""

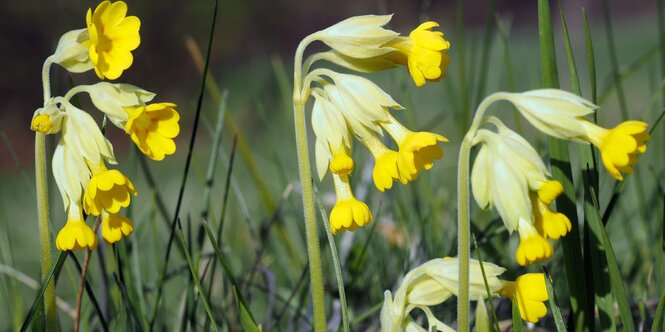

left=56, top=203, right=98, bottom=251
left=101, top=210, right=134, bottom=244
left=329, top=174, right=372, bottom=234
left=317, top=14, right=399, bottom=59
left=125, top=102, right=180, bottom=160
left=582, top=120, right=649, bottom=181
left=31, top=101, right=65, bottom=134
left=84, top=0, right=141, bottom=80
left=515, top=219, right=553, bottom=266
left=500, top=273, right=549, bottom=323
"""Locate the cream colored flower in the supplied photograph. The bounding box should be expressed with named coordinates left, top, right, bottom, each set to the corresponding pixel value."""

left=86, top=82, right=155, bottom=128
left=51, top=28, right=93, bottom=73
left=316, top=15, right=398, bottom=59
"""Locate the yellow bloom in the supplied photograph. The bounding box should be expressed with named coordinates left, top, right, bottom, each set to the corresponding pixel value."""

left=101, top=210, right=134, bottom=244
left=515, top=219, right=553, bottom=266
left=500, top=273, right=549, bottom=323
left=582, top=120, right=649, bottom=181
left=56, top=203, right=97, bottom=251
left=125, top=102, right=180, bottom=160
left=84, top=0, right=140, bottom=80
left=83, top=163, right=137, bottom=216
left=329, top=174, right=372, bottom=234
left=382, top=113, right=447, bottom=182
left=385, top=21, right=451, bottom=87
left=531, top=182, right=571, bottom=240
left=31, top=101, right=65, bottom=135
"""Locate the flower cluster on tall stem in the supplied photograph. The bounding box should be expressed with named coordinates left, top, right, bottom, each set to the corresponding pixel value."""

left=33, top=1, right=180, bottom=251
left=292, top=14, right=451, bottom=331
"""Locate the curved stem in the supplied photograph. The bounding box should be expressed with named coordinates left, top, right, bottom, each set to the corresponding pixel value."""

left=37, top=56, right=58, bottom=331
left=456, top=92, right=505, bottom=330
left=293, top=33, right=326, bottom=331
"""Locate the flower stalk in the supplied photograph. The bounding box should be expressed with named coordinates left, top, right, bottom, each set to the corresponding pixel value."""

left=293, top=34, right=326, bottom=331
left=37, top=57, right=57, bottom=331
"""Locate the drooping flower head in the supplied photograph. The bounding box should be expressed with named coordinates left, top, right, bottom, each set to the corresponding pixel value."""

left=83, top=1, right=141, bottom=80
left=471, top=118, right=569, bottom=265
left=84, top=163, right=137, bottom=216
left=56, top=202, right=98, bottom=251
left=101, top=211, right=134, bottom=244
left=381, top=257, right=550, bottom=329
left=329, top=174, right=372, bottom=234
left=502, top=89, right=650, bottom=181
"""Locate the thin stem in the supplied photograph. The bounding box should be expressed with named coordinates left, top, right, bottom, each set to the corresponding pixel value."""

left=456, top=137, right=472, bottom=331
left=37, top=56, right=57, bottom=331
left=293, top=100, right=326, bottom=331
left=293, top=32, right=326, bottom=331
left=74, top=219, right=101, bottom=332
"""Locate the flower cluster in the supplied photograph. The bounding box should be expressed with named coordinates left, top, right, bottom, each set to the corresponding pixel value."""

left=31, top=1, right=180, bottom=251
left=469, top=90, right=649, bottom=265
left=294, top=15, right=451, bottom=234
left=380, top=257, right=549, bottom=330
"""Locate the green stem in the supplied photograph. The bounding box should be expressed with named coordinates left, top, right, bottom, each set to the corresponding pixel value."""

left=37, top=57, right=57, bottom=331
left=456, top=93, right=501, bottom=331
left=456, top=137, right=471, bottom=331
left=293, top=33, right=326, bottom=331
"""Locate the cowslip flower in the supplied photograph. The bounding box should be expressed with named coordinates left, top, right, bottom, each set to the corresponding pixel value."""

left=471, top=119, right=570, bottom=265
left=125, top=102, right=180, bottom=160
left=381, top=257, right=549, bottom=330
left=86, top=82, right=156, bottom=128
left=329, top=174, right=372, bottom=234
left=83, top=163, right=137, bottom=216
left=56, top=201, right=98, bottom=251
left=83, top=1, right=141, bottom=79
left=316, top=15, right=399, bottom=59
left=384, top=22, right=451, bottom=87
left=101, top=211, right=134, bottom=244
left=499, top=273, right=549, bottom=323
left=502, top=89, right=649, bottom=181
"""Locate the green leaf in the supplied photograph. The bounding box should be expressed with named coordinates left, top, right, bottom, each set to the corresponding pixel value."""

left=544, top=268, right=567, bottom=332
left=234, top=287, right=262, bottom=332
left=20, top=252, right=67, bottom=332
left=475, top=299, right=490, bottom=332
left=511, top=298, right=523, bottom=332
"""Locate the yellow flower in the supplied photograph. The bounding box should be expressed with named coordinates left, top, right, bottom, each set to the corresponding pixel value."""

left=84, top=0, right=140, bottom=80
left=385, top=21, right=451, bottom=87
left=382, top=113, right=447, bottom=182
left=101, top=211, right=134, bottom=244
left=125, top=102, right=180, bottom=160
left=531, top=181, right=571, bottom=240
left=500, top=273, right=549, bottom=323
left=515, top=219, right=553, bottom=266
left=31, top=101, right=65, bottom=134
left=83, top=163, right=137, bottom=216
left=329, top=174, right=372, bottom=234
left=582, top=120, right=649, bottom=181
left=56, top=203, right=98, bottom=251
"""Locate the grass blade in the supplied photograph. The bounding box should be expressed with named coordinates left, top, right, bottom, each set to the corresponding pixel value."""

left=175, top=223, right=219, bottom=332
left=539, top=1, right=591, bottom=330
left=588, top=181, right=635, bottom=331
left=473, top=0, right=497, bottom=107
left=20, top=251, right=67, bottom=332
left=234, top=287, right=262, bottom=332
left=653, top=289, right=665, bottom=332
left=544, top=267, right=568, bottom=332
left=511, top=297, right=524, bottom=332
left=149, top=0, right=219, bottom=327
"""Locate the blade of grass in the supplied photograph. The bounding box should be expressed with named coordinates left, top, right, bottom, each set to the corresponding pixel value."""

left=472, top=234, right=500, bottom=332
left=559, top=4, right=598, bottom=331
left=473, top=0, right=497, bottom=106
left=234, top=287, right=261, bottom=331
left=201, top=90, right=229, bottom=222
left=175, top=223, right=219, bottom=332
left=314, top=186, right=349, bottom=332
left=588, top=178, right=635, bottom=331
left=511, top=298, right=524, bottom=332
left=539, top=1, right=592, bottom=330
left=544, top=267, right=568, bottom=332
left=0, top=263, right=74, bottom=318
left=653, top=289, right=665, bottom=332
left=149, top=1, right=219, bottom=328
left=69, top=252, right=109, bottom=332
left=600, top=0, right=629, bottom=119
left=659, top=0, right=665, bottom=106
left=20, top=251, right=67, bottom=332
